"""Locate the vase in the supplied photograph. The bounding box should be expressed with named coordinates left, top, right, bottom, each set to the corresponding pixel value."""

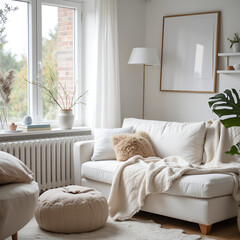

left=232, top=43, right=240, bottom=52
left=0, top=102, right=8, bottom=130
left=58, top=109, right=74, bottom=130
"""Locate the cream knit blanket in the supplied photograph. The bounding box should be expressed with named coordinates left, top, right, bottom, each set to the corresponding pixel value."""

left=108, top=120, right=240, bottom=221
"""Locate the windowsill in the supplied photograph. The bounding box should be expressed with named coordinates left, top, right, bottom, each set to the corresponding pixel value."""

left=0, top=127, right=92, bottom=142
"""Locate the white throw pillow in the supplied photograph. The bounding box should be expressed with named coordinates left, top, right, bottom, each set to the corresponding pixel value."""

left=0, top=151, right=34, bottom=184
left=91, top=127, right=133, bottom=161
left=122, top=118, right=207, bottom=165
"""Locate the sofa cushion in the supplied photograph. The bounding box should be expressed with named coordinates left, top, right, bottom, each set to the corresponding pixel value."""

left=82, top=161, right=123, bottom=184
left=91, top=127, right=133, bottom=161
left=122, top=118, right=206, bottom=165
left=82, top=161, right=234, bottom=198
left=112, top=131, right=156, bottom=161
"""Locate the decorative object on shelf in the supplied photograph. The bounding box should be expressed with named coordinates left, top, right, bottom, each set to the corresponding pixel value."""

left=23, top=67, right=88, bottom=130
left=226, top=66, right=234, bottom=70
left=0, top=70, right=15, bottom=130
left=227, top=33, right=240, bottom=52
left=160, top=11, right=220, bottom=93
left=128, top=48, right=160, bottom=119
left=209, top=88, right=240, bottom=156
left=58, top=109, right=74, bottom=130
left=233, top=64, right=240, bottom=70
left=23, top=115, right=33, bottom=126
left=9, top=122, right=17, bottom=131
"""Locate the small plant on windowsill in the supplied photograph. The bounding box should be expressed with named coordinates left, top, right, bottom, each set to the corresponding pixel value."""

left=208, top=89, right=240, bottom=156
left=23, top=67, right=88, bottom=130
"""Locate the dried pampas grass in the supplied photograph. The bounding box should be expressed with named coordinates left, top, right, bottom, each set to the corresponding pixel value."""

left=0, top=69, right=15, bottom=105
left=0, top=69, right=15, bottom=130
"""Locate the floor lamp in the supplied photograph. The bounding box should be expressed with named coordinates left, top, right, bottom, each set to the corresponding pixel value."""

left=128, top=48, right=160, bottom=119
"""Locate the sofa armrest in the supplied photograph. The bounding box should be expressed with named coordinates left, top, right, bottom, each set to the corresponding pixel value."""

left=74, top=140, right=95, bottom=185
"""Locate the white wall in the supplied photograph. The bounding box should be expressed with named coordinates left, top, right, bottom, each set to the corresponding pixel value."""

left=117, top=0, right=146, bottom=122
left=145, top=0, right=240, bottom=122
left=84, top=0, right=240, bottom=124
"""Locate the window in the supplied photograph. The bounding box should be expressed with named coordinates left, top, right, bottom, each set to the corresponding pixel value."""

left=0, top=0, right=82, bottom=126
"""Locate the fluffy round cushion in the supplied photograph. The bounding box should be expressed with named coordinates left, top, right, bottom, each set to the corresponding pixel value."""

left=112, top=131, right=156, bottom=161
left=35, top=185, right=108, bottom=233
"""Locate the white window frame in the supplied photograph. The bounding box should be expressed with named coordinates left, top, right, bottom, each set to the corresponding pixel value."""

left=16, top=0, right=83, bottom=126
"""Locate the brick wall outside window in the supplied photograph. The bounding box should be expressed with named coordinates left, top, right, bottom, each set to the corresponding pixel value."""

left=57, top=8, right=74, bottom=109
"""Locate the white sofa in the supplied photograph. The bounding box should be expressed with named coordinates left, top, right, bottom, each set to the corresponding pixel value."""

left=74, top=118, right=239, bottom=234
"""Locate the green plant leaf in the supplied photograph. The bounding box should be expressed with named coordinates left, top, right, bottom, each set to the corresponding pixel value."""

left=225, top=142, right=240, bottom=156
left=208, top=89, right=240, bottom=128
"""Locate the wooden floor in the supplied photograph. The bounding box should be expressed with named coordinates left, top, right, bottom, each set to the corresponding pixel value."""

left=134, top=211, right=240, bottom=240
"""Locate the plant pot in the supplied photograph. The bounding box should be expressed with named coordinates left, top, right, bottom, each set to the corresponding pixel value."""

left=58, top=109, right=74, bottom=130
left=232, top=43, right=240, bottom=52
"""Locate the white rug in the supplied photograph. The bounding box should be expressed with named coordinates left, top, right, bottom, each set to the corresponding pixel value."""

left=6, top=217, right=214, bottom=240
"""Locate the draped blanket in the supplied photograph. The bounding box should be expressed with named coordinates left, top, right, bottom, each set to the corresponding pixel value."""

left=108, top=120, right=240, bottom=221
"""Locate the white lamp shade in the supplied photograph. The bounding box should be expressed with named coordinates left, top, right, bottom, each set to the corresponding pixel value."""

left=128, top=48, right=160, bottom=66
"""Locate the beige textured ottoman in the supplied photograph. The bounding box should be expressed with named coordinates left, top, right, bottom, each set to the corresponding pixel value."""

left=35, top=185, right=108, bottom=233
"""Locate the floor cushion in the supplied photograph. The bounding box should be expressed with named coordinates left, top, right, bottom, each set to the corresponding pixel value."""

left=82, top=161, right=234, bottom=198
left=35, top=185, right=108, bottom=233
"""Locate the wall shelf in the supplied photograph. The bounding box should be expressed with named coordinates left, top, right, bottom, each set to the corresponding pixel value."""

left=217, top=70, right=240, bottom=74
left=218, top=52, right=240, bottom=57
left=217, top=52, right=240, bottom=74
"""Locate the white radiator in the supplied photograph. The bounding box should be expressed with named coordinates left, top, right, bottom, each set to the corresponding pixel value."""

left=0, top=136, right=91, bottom=191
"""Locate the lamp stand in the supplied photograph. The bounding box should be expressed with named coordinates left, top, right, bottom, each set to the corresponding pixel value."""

left=142, top=64, right=152, bottom=119
left=142, top=64, right=146, bottom=119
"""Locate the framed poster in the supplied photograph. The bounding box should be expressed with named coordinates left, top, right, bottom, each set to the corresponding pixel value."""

left=160, top=12, right=220, bottom=93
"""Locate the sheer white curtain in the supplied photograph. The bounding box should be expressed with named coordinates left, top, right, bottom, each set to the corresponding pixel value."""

left=91, top=0, right=121, bottom=128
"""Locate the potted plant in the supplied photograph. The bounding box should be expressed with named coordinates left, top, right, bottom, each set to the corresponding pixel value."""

left=208, top=88, right=240, bottom=156
left=227, top=33, right=240, bottom=52
left=24, top=67, right=88, bottom=130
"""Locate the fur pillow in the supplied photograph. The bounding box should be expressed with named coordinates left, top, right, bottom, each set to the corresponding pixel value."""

left=112, top=131, right=156, bottom=161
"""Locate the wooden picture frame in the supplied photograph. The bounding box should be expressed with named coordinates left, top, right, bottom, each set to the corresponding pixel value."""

left=160, top=11, right=220, bottom=93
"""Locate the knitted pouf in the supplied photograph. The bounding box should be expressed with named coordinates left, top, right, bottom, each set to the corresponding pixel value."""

left=35, top=185, right=108, bottom=233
